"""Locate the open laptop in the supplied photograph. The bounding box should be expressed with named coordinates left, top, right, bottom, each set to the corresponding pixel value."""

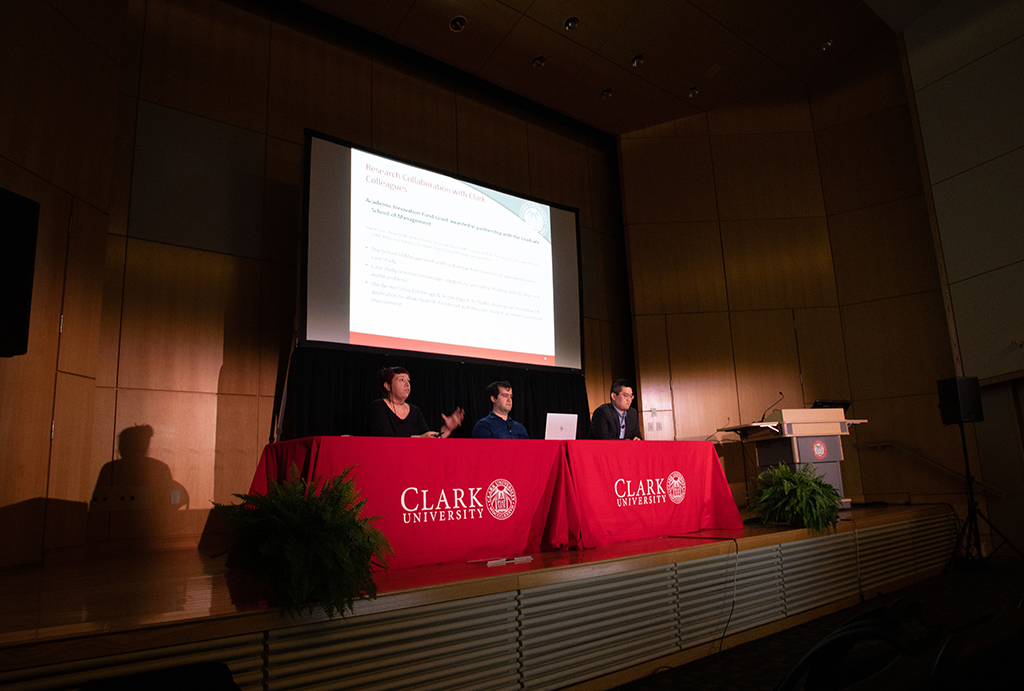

left=544, top=413, right=578, bottom=440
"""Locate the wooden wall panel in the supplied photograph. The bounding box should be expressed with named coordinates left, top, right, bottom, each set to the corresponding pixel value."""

left=119, top=0, right=146, bottom=97
left=526, top=123, right=592, bottom=229
left=634, top=314, right=673, bottom=413
left=0, top=159, right=71, bottom=566
left=932, top=145, right=1024, bottom=284
left=97, top=234, right=126, bottom=389
left=0, top=0, right=119, bottom=210
left=45, top=372, right=98, bottom=550
left=50, top=0, right=128, bottom=64
left=710, top=131, right=825, bottom=220
left=140, top=0, right=270, bottom=132
left=580, top=227, right=630, bottom=323
left=626, top=221, right=727, bottom=315
left=854, top=394, right=977, bottom=497
left=262, top=137, right=303, bottom=267
left=828, top=195, right=938, bottom=305
left=258, top=394, right=277, bottom=448
left=259, top=260, right=296, bottom=399
left=601, top=319, right=632, bottom=393
left=86, top=385, right=117, bottom=543
left=808, top=35, right=907, bottom=131
left=665, top=312, right=739, bottom=439
left=586, top=143, right=622, bottom=236
left=707, top=85, right=813, bottom=135
left=913, top=35, right=1024, bottom=184
left=106, top=388, right=217, bottom=541
left=794, top=307, right=851, bottom=405
left=455, top=96, right=530, bottom=196
left=118, top=240, right=260, bottom=395
left=107, top=96, right=138, bottom=237
left=58, top=200, right=109, bottom=378
left=842, top=292, right=955, bottom=401
left=729, top=310, right=803, bottom=424
left=583, top=318, right=607, bottom=413
left=619, top=110, right=708, bottom=140
left=949, top=265, right=1024, bottom=381
left=903, top=0, right=1024, bottom=91
left=619, top=136, right=717, bottom=224
left=720, top=217, right=837, bottom=310
left=267, top=24, right=373, bottom=146
left=130, top=101, right=265, bottom=259
left=815, top=105, right=923, bottom=215
left=213, top=394, right=260, bottom=505
left=371, top=63, right=458, bottom=172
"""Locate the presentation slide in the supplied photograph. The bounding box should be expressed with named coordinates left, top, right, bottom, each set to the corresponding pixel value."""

left=304, top=135, right=581, bottom=370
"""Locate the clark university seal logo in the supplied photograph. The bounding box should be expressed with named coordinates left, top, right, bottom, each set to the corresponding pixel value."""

left=486, top=479, right=517, bottom=520
left=666, top=471, right=686, bottom=505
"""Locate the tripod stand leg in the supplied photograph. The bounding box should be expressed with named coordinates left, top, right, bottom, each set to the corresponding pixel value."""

left=974, top=509, right=1024, bottom=559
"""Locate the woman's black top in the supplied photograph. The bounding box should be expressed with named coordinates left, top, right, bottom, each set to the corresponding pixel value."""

left=367, top=398, right=430, bottom=437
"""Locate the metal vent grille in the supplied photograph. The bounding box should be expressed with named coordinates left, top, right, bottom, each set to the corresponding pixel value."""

left=0, top=633, right=264, bottom=691
left=676, top=552, right=737, bottom=649
left=909, top=514, right=957, bottom=572
left=267, top=592, right=520, bottom=691
left=856, top=521, right=918, bottom=592
left=518, top=565, right=678, bottom=691
left=780, top=532, right=860, bottom=616
left=723, top=545, right=785, bottom=636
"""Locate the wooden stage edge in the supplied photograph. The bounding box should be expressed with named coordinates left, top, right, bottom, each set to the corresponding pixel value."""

left=0, top=503, right=955, bottom=685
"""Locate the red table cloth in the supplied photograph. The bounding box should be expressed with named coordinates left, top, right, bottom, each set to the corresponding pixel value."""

left=249, top=437, right=741, bottom=569
left=249, top=437, right=578, bottom=570
left=565, top=440, right=743, bottom=547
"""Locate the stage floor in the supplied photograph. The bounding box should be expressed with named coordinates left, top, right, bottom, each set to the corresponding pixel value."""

left=0, top=502, right=952, bottom=665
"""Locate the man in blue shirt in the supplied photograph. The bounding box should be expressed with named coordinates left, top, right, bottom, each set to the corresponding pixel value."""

left=471, top=381, right=529, bottom=439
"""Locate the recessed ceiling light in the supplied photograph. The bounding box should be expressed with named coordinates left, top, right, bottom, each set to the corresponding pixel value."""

left=688, top=86, right=699, bottom=98
left=532, top=56, right=546, bottom=69
left=821, top=38, right=832, bottom=50
left=449, top=15, right=467, bottom=32
left=632, top=55, right=644, bottom=68
left=600, top=89, right=613, bottom=100
left=564, top=16, right=579, bottom=31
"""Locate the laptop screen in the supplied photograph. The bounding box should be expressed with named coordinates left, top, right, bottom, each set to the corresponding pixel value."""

left=544, top=413, right=578, bottom=440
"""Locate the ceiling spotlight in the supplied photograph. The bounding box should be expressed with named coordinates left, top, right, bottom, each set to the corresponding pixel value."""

left=532, top=56, right=546, bottom=69
left=564, top=16, right=579, bottom=31
left=631, top=55, right=644, bottom=68
left=821, top=38, right=832, bottom=51
left=449, top=15, right=467, bottom=32
left=688, top=86, right=699, bottom=98
left=600, top=88, right=613, bottom=100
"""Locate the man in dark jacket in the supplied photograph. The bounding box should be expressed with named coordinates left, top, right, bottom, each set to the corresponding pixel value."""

left=590, top=379, right=643, bottom=440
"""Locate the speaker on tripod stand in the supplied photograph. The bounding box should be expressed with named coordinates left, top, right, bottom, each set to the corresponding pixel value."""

left=937, top=377, right=1022, bottom=564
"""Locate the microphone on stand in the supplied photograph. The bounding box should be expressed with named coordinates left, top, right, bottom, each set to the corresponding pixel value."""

left=760, top=391, right=784, bottom=422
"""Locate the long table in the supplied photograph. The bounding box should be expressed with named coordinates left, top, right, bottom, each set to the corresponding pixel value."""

left=250, top=438, right=742, bottom=570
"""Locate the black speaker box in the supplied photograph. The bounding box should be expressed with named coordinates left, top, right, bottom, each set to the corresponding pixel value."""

left=0, top=186, right=40, bottom=357
left=937, top=376, right=983, bottom=425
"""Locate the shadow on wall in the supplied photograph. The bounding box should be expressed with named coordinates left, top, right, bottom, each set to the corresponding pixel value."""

left=89, top=424, right=190, bottom=544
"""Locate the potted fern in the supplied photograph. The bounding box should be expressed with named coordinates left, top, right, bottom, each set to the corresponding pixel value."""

left=215, top=466, right=392, bottom=618
left=753, top=463, right=841, bottom=535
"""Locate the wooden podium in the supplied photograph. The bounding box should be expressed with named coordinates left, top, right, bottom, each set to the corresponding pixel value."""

left=719, top=408, right=866, bottom=504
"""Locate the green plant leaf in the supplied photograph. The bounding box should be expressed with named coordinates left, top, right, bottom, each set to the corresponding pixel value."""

left=753, top=463, right=840, bottom=535
left=214, top=465, right=393, bottom=618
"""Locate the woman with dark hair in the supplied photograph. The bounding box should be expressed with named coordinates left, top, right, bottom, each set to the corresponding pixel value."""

left=367, top=366, right=465, bottom=437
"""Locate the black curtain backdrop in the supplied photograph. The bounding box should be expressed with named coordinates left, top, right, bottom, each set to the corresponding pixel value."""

left=282, top=346, right=591, bottom=441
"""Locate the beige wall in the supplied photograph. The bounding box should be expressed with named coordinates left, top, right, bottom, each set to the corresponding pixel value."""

left=619, top=34, right=975, bottom=509
left=0, top=0, right=631, bottom=566
left=903, top=0, right=1024, bottom=548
